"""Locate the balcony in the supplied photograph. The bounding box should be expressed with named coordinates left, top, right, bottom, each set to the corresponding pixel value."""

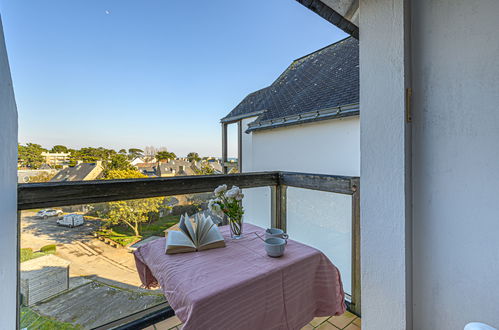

left=18, top=171, right=360, bottom=329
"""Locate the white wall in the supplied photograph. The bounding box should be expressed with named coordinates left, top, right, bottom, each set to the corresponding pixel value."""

left=248, top=117, right=360, bottom=176
left=0, top=16, right=19, bottom=329
left=412, top=1, right=499, bottom=328
left=242, top=117, right=360, bottom=294
left=359, top=0, right=412, bottom=328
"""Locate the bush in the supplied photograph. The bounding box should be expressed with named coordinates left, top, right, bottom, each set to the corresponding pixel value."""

left=20, top=248, right=34, bottom=263
left=171, top=204, right=202, bottom=216
left=40, top=244, right=57, bottom=253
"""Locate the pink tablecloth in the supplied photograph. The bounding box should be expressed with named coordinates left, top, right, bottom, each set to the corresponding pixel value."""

left=134, top=223, right=346, bottom=330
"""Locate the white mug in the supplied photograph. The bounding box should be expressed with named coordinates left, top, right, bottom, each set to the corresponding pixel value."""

left=265, top=228, right=289, bottom=241
left=264, top=237, right=286, bottom=257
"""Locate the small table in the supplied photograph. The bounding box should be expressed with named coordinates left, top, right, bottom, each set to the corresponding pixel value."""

left=134, top=223, right=346, bottom=330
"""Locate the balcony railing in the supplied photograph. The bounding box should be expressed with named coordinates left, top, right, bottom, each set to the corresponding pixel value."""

left=17, top=171, right=360, bottom=329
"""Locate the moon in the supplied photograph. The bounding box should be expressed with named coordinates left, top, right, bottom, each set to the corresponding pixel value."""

left=105, top=10, right=111, bottom=15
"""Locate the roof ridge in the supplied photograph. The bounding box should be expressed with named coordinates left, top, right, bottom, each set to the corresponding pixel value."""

left=292, top=36, right=353, bottom=63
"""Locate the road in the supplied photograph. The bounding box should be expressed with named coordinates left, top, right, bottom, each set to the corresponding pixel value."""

left=21, top=211, right=143, bottom=287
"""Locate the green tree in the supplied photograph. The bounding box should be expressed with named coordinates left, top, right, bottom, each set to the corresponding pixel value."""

left=103, top=154, right=135, bottom=177
left=28, top=171, right=55, bottom=183
left=156, top=151, right=176, bottom=162
left=104, top=169, right=162, bottom=236
left=68, top=147, right=116, bottom=165
left=196, top=163, right=215, bottom=175
left=50, top=145, right=68, bottom=153
left=18, top=143, right=46, bottom=169
left=118, top=149, right=127, bottom=155
left=187, top=152, right=201, bottom=162
left=128, top=148, right=144, bottom=159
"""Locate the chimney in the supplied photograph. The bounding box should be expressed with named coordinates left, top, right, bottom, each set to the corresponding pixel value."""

left=179, top=165, right=185, bottom=172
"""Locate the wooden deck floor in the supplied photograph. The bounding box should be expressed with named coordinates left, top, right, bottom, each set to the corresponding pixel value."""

left=147, top=311, right=361, bottom=330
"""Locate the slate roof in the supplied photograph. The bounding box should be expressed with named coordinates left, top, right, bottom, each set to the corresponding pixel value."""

left=50, top=163, right=102, bottom=182
left=221, top=37, right=359, bottom=131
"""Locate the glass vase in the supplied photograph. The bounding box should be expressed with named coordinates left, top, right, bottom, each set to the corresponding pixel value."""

left=229, top=216, right=243, bottom=239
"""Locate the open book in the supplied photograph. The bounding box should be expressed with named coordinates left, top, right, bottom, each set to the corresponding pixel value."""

left=166, top=213, right=226, bottom=254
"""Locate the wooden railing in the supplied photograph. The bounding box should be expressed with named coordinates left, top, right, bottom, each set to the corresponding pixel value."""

left=17, top=171, right=360, bottom=328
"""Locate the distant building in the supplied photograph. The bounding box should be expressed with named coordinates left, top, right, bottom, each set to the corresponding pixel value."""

left=136, top=159, right=199, bottom=177
left=130, top=157, right=154, bottom=167
left=17, top=169, right=58, bottom=183
left=157, top=159, right=196, bottom=177
left=50, top=161, right=104, bottom=182
left=135, top=163, right=158, bottom=177
left=41, top=152, right=70, bottom=167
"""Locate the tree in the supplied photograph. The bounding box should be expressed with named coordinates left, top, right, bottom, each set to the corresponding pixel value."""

left=187, top=152, right=201, bottom=162
left=51, top=145, right=68, bottom=153
left=103, top=154, right=135, bottom=177
left=118, top=149, right=127, bottom=155
left=28, top=171, right=54, bottom=183
left=196, top=163, right=215, bottom=175
left=128, top=148, right=144, bottom=159
left=156, top=151, right=176, bottom=162
left=104, top=169, right=163, bottom=236
left=68, top=147, right=116, bottom=165
left=18, top=143, right=46, bottom=169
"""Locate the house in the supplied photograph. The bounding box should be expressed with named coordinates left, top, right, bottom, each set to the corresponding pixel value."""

left=222, top=37, right=359, bottom=295
left=135, top=162, right=158, bottom=177
left=292, top=1, right=499, bottom=329
left=136, top=159, right=198, bottom=177
left=50, top=161, right=104, bottom=182
left=40, top=151, right=70, bottom=167
left=221, top=37, right=359, bottom=176
left=157, top=159, right=197, bottom=177
left=130, top=157, right=146, bottom=167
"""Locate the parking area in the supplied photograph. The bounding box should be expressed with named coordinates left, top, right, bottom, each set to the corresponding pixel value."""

left=21, top=211, right=143, bottom=287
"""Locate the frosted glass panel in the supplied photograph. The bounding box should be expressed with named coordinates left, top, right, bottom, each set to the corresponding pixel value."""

left=287, top=187, right=352, bottom=295
left=242, top=187, right=271, bottom=228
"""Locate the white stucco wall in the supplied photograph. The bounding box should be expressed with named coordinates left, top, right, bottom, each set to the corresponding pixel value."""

left=359, top=0, right=412, bottom=328
left=247, top=117, right=360, bottom=176
left=242, top=117, right=360, bottom=294
left=412, top=1, right=499, bottom=328
left=0, top=16, right=19, bottom=329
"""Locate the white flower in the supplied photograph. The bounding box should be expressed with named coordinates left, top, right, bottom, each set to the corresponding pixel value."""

left=225, top=186, right=241, bottom=199
left=235, top=193, right=244, bottom=201
left=214, top=184, right=227, bottom=195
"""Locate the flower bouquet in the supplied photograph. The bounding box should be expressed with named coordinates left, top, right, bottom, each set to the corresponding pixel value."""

left=208, top=185, right=244, bottom=239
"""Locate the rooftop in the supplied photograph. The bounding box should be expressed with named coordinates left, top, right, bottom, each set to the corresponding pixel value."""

left=222, top=37, right=359, bottom=131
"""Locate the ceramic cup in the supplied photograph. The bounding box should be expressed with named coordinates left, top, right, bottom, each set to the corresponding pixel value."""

left=264, top=237, right=286, bottom=257
left=265, top=228, right=289, bottom=241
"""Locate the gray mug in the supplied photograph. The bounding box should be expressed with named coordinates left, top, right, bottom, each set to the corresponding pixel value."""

left=264, top=237, right=286, bottom=257
left=265, top=228, right=289, bottom=241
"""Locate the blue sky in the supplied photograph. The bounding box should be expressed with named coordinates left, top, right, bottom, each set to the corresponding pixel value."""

left=1, top=0, right=346, bottom=157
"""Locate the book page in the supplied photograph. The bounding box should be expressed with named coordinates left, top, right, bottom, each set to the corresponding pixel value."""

left=197, top=215, right=211, bottom=241
left=199, top=224, right=224, bottom=247
left=183, top=215, right=197, bottom=245
left=166, top=230, right=196, bottom=254
left=178, top=215, right=190, bottom=239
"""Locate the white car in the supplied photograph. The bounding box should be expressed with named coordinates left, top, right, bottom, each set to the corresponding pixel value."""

left=57, top=214, right=84, bottom=228
left=35, top=209, right=63, bottom=219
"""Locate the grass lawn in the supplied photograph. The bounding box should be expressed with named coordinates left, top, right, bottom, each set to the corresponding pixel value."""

left=20, top=306, right=82, bottom=329
left=20, top=248, right=56, bottom=263
left=97, top=215, right=179, bottom=246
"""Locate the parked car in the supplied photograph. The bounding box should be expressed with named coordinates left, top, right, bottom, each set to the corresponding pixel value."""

left=35, top=209, right=63, bottom=219
left=57, top=214, right=84, bottom=228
